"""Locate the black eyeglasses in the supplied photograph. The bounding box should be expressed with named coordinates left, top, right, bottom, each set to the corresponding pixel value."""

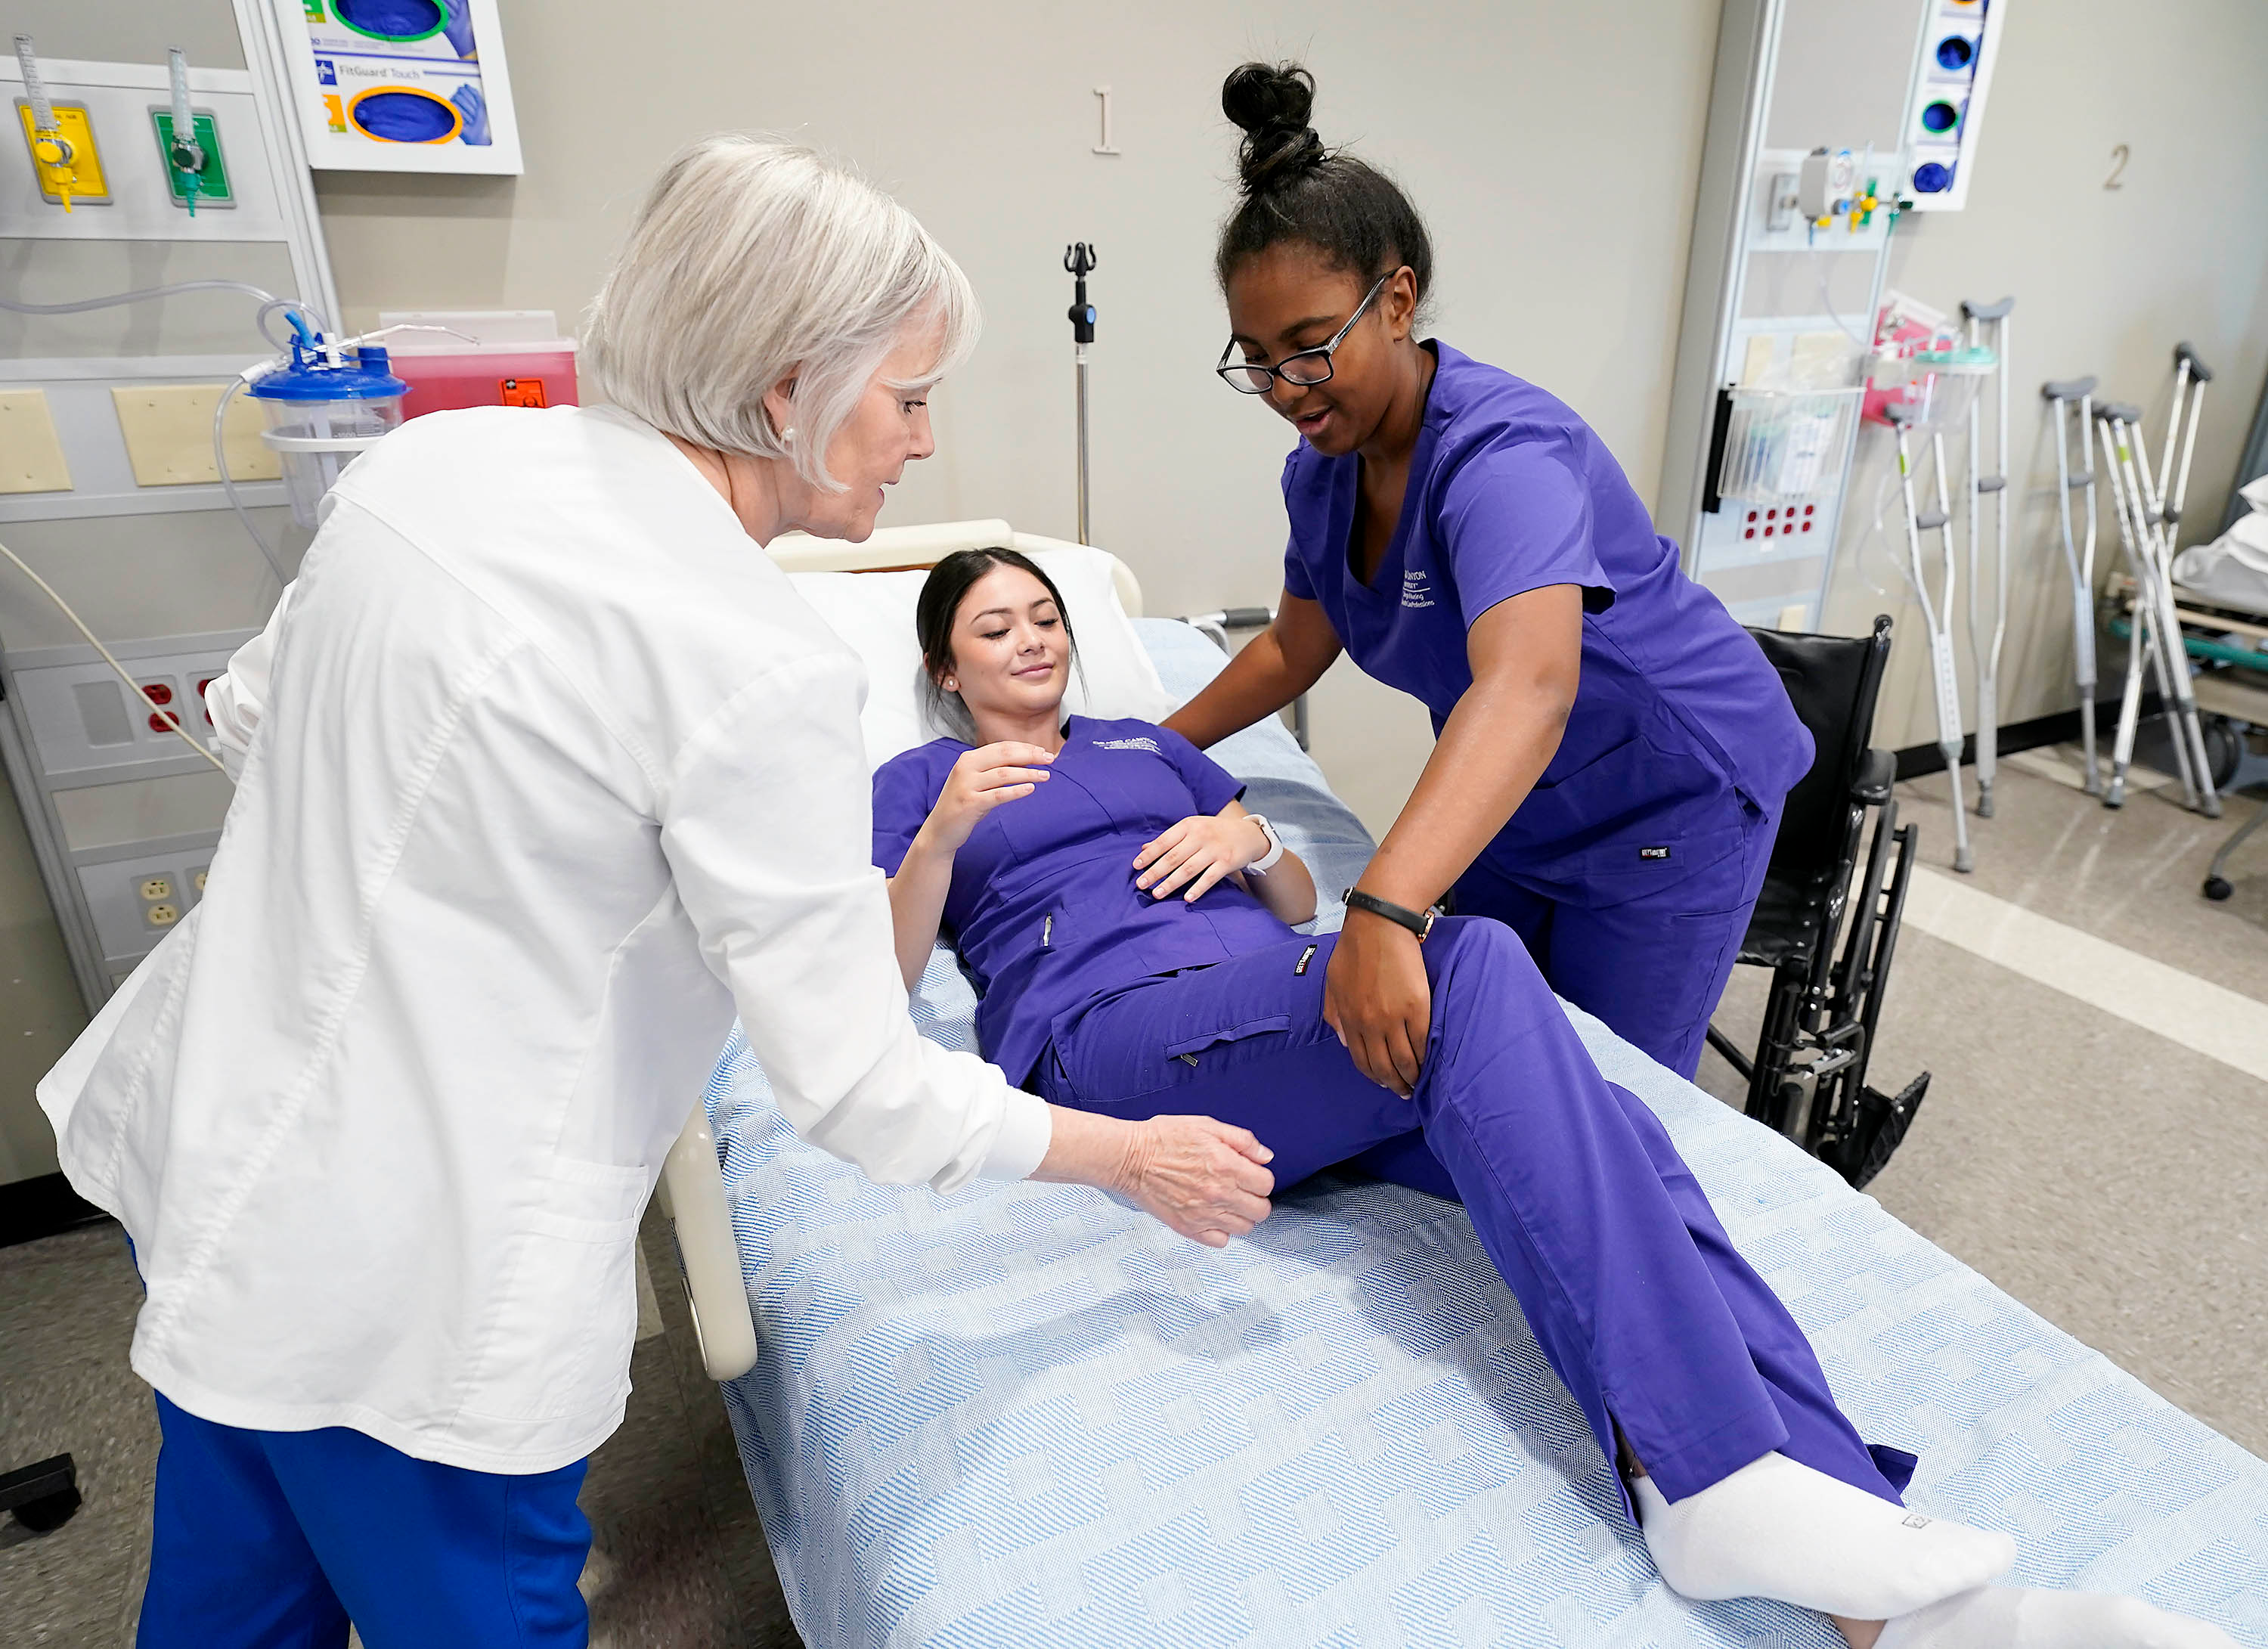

left=1216, top=272, right=1392, bottom=395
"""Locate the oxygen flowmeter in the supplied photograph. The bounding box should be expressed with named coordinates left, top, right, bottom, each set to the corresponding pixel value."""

left=13, top=35, right=109, bottom=212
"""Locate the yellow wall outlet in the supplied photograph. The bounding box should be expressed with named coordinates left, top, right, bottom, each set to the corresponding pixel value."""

left=0, top=389, right=74, bottom=494
left=14, top=101, right=110, bottom=207
left=112, top=385, right=281, bottom=487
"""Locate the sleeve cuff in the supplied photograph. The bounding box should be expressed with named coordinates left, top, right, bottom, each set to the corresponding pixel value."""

left=975, top=1086, right=1054, bottom=1182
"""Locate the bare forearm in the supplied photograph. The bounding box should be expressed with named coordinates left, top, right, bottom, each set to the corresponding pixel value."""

left=1243, top=851, right=1317, bottom=925
left=1165, top=612, right=1337, bottom=749
left=885, top=834, right=956, bottom=990
left=1165, top=635, right=1299, bottom=749
left=1030, top=1102, right=1136, bottom=1189
left=1359, top=677, right=1570, bottom=910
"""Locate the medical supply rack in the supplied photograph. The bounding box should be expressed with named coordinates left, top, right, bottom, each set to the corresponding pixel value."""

left=2, top=8, right=338, bottom=1014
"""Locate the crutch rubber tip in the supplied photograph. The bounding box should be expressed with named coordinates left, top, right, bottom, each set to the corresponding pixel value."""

left=2204, top=876, right=2234, bottom=901
left=1975, top=787, right=1994, bottom=819
left=1954, top=848, right=1975, bottom=873
left=2200, top=797, right=2224, bottom=820
left=2103, top=789, right=2125, bottom=810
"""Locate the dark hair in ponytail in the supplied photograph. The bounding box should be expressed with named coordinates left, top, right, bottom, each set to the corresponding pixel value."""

left=1216, top=60, right=1434, bottom=318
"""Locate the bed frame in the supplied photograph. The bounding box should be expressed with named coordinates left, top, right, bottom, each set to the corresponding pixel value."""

left=656, top=519, right=1148, bottom=1381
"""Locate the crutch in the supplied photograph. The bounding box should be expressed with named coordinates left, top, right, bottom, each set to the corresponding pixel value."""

left=1960, top=298, right=2012, bottom=817
left=2144, top=343, right=2223, bottom=811
left=2041, top=377, right=2102, bottom=794
left=2095, top=404, right=2203, bottom=811
left=2109, top=393, right=2220, bottom=815
left=1888, top=401, right=1974, bottom=872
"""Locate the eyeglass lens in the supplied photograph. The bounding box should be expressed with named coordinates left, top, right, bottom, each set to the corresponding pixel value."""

left=1223, top=352, right=1331, bottom=394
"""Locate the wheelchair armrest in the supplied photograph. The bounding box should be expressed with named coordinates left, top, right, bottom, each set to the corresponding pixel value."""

left=1851, top=749, right=1896, bottom=806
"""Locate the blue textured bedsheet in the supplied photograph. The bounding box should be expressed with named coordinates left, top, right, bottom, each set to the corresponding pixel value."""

left=706, top=619, right=2268, bottom=1647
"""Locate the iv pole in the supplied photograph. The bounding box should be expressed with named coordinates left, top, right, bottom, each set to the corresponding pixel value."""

left=1065, top=243, right=1097, bottom=544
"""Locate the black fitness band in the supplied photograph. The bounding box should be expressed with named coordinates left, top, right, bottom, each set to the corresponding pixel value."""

left=1342, top=889, right=1437, bottom=942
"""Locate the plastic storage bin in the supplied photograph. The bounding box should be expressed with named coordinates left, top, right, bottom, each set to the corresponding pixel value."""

left=1718, top=386, right=1862, bottom=506
left=377, top=309, right=578, bottom=417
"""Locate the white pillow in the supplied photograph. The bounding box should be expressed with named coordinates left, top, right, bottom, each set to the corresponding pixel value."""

left=791, top=545, right=1173, bottom=771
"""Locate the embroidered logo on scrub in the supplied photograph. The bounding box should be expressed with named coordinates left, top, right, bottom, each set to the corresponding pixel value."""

left=1901, top=1513, right=1932, bottom=1530
left=1639, top=846, right=1672, bottom=860
left=1093, top=736, right=1162, bottom=754
left=1401, top=569, right=1436, bottom=610
left=1294, top=943, right=1319, bottom=976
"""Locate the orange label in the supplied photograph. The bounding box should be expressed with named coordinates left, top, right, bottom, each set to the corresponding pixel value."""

left=499, top=377, right=547, bottom=408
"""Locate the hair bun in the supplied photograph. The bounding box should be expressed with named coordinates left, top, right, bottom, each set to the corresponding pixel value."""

left=1222, top=60, right=1325, bottom=194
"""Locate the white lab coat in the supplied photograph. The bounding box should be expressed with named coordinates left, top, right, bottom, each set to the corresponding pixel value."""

left=38, top=405, right=1049, bottom=1474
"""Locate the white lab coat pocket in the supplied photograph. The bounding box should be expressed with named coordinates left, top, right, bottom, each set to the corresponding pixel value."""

left=463, top=1159, right=650, bottom=1424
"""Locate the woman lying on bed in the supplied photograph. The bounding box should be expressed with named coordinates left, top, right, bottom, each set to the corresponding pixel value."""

left=872, top=548, right=2231, bottom=1649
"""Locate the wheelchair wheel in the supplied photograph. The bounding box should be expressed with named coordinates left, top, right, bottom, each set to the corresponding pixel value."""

left=2203, top=717, right=2245, bottom=793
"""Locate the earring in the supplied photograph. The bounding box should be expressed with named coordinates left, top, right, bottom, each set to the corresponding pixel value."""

left=779, top=426, right=796, bottom=443
left=943, top=677, right=958, bottom=692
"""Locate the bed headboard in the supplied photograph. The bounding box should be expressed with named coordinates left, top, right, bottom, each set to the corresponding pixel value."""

left=768, top=519, right=1145, bottom=618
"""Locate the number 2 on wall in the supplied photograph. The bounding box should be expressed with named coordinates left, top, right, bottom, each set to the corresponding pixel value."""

left=2104, top=144, right=2129, bottom=191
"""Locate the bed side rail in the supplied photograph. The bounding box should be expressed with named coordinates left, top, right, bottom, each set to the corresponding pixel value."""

left=657, top=1102, right=759, bottom=1382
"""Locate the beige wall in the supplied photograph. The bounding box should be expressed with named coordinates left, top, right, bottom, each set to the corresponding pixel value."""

left=1805, top=0, right=2268, bottom=754
left=311, top=0, right=1725, bottom=835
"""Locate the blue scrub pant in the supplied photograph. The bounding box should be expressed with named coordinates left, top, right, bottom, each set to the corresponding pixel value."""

left=1451, top=799, right=1780, bottom=1080
left=1036, top=918, right=1910, bottom=1514
left=137, top=1390, right=592, bottom=1648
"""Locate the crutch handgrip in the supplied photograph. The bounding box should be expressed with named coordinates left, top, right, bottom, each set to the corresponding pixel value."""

left=2096, top=401, right=2145, bottom=426
left=1961, top=296, right=2015, bottom=321
left=2174, top=342, right=2214, bottom=383
left=1915, top=508, right=1948, bottom=530
left=2041, top=377, right=2097, bottom=401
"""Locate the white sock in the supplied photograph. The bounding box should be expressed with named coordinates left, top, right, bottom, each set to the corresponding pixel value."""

left=1631, top=1452, right=2015, bottom=1619
left=1878, top=1586, right=2240, bottom=1649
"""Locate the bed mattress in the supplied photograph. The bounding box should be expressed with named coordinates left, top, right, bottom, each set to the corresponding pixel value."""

left=705, top=620, right=2268, bottom=1647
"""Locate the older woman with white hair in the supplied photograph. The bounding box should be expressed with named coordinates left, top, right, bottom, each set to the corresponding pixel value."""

left=36, top=135, right=1274, bottom=1647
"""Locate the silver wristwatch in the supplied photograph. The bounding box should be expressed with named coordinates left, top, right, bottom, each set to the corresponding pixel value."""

left=1244, top=813, right=1285, bottom=875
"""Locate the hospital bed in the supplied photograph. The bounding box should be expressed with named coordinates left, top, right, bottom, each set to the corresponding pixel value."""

left=659, top=525, right=2268, bottom=1648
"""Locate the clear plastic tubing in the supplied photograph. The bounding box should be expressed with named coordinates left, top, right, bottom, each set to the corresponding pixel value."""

left=0, top=280, right=330, bottom=333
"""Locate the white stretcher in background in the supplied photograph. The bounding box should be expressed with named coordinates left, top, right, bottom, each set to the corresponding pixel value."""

left=656, top=523, right=2268, bottom=1647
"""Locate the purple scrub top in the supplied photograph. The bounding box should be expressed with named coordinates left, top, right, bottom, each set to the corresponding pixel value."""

left=872, top=716, right=1294, bottom=1086
left=1282, top=343, right=1811, bottom=906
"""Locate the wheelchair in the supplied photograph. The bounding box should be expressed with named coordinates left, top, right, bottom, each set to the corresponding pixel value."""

left=1704, top=615, right=1931, bottom=1189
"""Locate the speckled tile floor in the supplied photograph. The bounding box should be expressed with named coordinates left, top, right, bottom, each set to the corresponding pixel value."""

left=0, top=1210, right=800, bottom=1647
left=1702, top=742, right=2268, bottom=1459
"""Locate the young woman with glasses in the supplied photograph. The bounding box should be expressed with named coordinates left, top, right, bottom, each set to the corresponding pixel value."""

left=1167, top=60, right=1813, bottom=1117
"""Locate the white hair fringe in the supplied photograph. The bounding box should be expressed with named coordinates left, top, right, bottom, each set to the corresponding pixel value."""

left=581, top=135, right=980, bottom=491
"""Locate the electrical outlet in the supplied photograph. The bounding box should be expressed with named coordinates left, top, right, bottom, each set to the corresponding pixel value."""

left=188, top=866, right=209, bottom=898
left=140, top=876, right=172, bottom=901
left=145, top=902, right=180, bottom=928
left=111, top=385, right=280, bottom=486
left=0, top=390, right=73, bottom=494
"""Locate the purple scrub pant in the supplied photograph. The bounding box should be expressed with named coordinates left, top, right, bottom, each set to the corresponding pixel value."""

left=137, top=1390, right=591, bottom=1647
left=1452, top=798, right=1781, bottom=1081
left=1036, top=917, right=1910, bottom=1514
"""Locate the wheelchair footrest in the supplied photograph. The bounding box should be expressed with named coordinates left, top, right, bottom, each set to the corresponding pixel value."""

left=1840, top=1071, right=1931, bottom=1191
